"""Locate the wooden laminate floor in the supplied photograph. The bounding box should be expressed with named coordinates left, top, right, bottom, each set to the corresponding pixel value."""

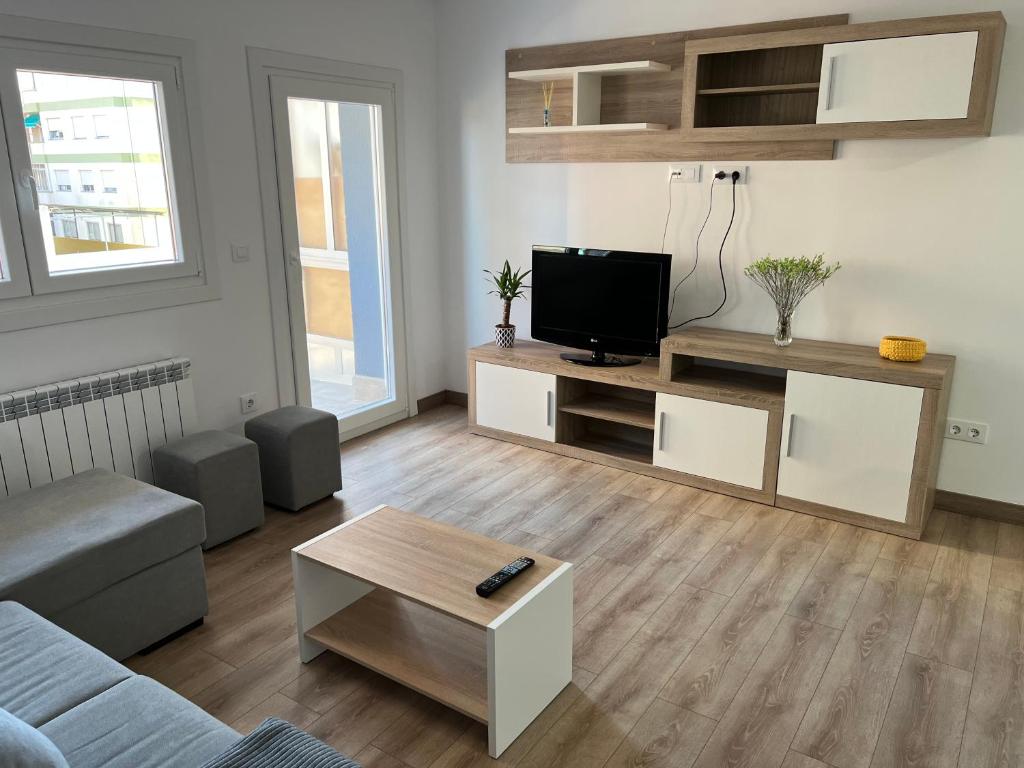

left=127, top=405, right=1024, bottom=768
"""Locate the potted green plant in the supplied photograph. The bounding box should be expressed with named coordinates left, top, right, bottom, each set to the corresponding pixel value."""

left=744, top=255, right=841, bottom=347
left=484, top=260, right=531, bottom=348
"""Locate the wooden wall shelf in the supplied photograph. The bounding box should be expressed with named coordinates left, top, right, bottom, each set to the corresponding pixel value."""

left=506, top=11, right=1004, bottom=161
left=697, top=82, right=820, bottom=96
left=508, top=123, right=667, bottom=134
left=505, top=14, right=847, bottom=163
left=508, top=60, right=671, bottom=81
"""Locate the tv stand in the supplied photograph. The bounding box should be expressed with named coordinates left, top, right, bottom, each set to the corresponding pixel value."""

left=467, top=330, right=955, bottom=540
left=559, top=350, right=640, bottom=367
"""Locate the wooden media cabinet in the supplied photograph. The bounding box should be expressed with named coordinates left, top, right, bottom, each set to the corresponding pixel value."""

left=467, top=328, right=955, bottom=539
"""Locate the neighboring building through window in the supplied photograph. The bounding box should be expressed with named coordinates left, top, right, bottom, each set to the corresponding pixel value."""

left=85, top=220, right=101, bottom=241
left=79, top=170, right=95, bottom=192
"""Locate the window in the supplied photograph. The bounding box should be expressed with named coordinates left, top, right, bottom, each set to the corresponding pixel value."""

left=32, top=164, right=50, bottom=192
left=101, top=170, right=118, bottom=194
left=46, top=117, right=63, bottom=140
left=0, top=14, right=217, bottom=326
left=71, top=115, right=88, bottom=139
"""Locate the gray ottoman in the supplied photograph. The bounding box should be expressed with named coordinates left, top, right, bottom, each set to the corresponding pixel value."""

left=244, top=406, right=342, bottom=511
left=153, top=430, right=264, bottom=549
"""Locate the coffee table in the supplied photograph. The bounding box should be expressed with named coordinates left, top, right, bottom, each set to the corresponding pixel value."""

left=291, top=505, right=573, bottom=757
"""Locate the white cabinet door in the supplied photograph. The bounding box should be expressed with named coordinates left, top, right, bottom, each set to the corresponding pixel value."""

left=777, top=372, right=923, bottom=522
left=653, top=393, right=769, bottom=490
left=475, top=362, right=556, bottom=442
left=816, top=32, right=978, bottom=124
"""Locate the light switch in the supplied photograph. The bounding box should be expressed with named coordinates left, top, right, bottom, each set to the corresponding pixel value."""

left=231, top=243, right=250, bottom=263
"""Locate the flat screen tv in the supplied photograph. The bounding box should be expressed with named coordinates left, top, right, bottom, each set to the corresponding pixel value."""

left=530, top=246, right=671, bottom=367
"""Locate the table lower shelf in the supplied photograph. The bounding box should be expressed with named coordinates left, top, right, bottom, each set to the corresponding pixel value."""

left=306, top=588, right=488, bottom=722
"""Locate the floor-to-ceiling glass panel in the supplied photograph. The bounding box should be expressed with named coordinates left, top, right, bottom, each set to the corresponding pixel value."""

left=286, top=97, right=392, bottom=418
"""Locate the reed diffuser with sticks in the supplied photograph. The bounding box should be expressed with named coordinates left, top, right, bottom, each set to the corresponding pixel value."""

left=541, top=81, right=554, bottom=127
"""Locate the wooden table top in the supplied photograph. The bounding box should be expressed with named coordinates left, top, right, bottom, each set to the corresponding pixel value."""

left=294, top=506, right=566, bottom=628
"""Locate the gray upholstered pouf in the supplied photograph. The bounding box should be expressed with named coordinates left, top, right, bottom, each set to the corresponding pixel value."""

left=243, top=406, right=342, bottom=511
left=153, top=430, right=264, bottom=549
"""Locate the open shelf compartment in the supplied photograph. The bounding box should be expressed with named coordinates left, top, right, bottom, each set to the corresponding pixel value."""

left=693, top=44, right=824, bottom=128
left=306, top=588, right=488, bottom=723
left=558, top=381, right=655, bottom=464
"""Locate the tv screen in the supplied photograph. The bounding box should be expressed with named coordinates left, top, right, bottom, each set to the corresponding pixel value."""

left=530, top=246, right=671, bottom=359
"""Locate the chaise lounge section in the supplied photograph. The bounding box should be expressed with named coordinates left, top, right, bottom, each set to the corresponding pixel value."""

left=0, top=468, right=208, bottom=660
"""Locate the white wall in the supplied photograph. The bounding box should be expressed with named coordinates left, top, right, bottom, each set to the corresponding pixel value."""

left=0, top=0, right=445, bottom=426
left=435, top=0, right=1024, bottom=505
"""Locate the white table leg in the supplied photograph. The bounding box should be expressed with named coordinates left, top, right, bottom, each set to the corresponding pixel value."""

left=487, top=563, right=573, bottom=758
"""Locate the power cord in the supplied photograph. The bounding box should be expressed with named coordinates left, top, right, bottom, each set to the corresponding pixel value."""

left=667, top=173, right=722, bottom=322
left=669, top=171, right=739, bottom=329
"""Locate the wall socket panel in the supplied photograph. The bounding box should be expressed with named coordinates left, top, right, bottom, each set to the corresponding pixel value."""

left=946, top=418, right=989, bottom=444
left=669, top=164, right=702, bottom=183
left=712, top=165, right=749, bottom=184
left=240, top=393, right=258, bottom=414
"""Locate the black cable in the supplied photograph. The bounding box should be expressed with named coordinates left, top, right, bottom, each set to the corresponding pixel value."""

left=667, top=176, right=719, bottom=322
left=669, top=174, right=738, bottom=329
left=660, top=172, right=674, bottom=255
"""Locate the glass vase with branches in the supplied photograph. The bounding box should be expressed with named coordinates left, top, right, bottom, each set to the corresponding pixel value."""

left=744, top=255, right=841, bottom=347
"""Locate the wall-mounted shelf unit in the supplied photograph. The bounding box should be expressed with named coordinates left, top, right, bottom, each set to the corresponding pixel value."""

left=468, top=329, right=955, bottom=540
left=680, top=12, right=1005, bottom=141
left=505, top=15, right=849, bottom=163
left=505, top=11, right=1004, bottom=162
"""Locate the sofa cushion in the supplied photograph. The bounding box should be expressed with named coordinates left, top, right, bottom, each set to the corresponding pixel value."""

left=0, top=707, right=69, bottom=768
left=0, top=469, right=205, bottom=616
left=199, top=717, right=360, bottom=767
left=40, top=676, right=240, bottom=768
left=0, top=602, right=131, bottom=727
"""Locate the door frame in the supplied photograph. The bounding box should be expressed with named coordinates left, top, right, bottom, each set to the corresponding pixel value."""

left=247, top=47, right=417, bottom=441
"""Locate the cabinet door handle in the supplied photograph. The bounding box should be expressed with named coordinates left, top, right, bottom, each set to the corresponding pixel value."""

left=658, top=411, right=667, bottom=452
left=822, top=56, right=837, bottom=111
left=784, top=413, right=797, bottom=458
left=546, top=391, right=554, bottom=427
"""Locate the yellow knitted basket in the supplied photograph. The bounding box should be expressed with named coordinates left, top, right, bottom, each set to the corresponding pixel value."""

left=879, top=336, right=927, bottom=362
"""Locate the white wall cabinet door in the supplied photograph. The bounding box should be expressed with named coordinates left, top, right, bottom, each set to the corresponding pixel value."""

left=816, top=31, right=978, bottom=124
left=653, top=393, right=768, bottom=490
left=475, top=362, right=556, bottom=442
left=777, top=372, right=923, bottom=522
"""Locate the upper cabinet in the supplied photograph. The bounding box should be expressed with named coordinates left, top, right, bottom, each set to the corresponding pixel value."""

left=815, top=32, right=978, bottom=124
left=680, top=12, right=1005, bottom=142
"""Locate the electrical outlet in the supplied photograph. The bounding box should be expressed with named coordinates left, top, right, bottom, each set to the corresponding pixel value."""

left=240, top=393, right=258, bottom=414
left=946, top=418, right=989, bottom=444
left=669, top=164, right=701, bottom=183
left=712, top=165, right=748, bottom=184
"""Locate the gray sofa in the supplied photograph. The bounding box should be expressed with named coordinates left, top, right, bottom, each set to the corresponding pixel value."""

left=0, top=601, right=239, bottom=767
left=0, top=468, right=208, bottom=660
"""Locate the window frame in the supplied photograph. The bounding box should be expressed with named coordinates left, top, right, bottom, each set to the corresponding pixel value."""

left=0, top=14, right=218, bottom=333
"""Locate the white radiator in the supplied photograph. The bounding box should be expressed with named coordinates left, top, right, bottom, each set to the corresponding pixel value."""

left=0, top=358, right=198, bottom=497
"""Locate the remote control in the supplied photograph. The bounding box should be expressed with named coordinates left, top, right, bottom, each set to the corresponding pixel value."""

left=475, top=556, right=535, bottom=598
